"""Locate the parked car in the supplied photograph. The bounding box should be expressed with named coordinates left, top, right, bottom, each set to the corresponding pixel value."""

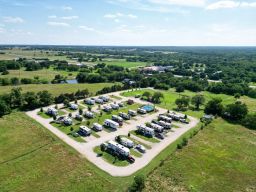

left=136, top=144, right=146, bottom=153
left=155, top=132, right=165, bottom=140
left=127, top=156, right=135, bottom=163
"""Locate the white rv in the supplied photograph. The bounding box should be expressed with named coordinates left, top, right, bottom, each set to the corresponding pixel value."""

left=85, top=99, right=95, bottom=105
left=112, top=115, right=123, bottom=123
left=79, top=126, right=91, bottom=136
left=104, top=119, right=119, bottom=129
left=84, top=111, right=94, bottom=119
left=128, top=110, right=137, bottom=116
left=119, top=137, right=134, bottom=148
left=137, top=125, right=155, bottom=137
left=159, top=115, right=172, bottom=123
left=92, top=123, right=103, bottom=131
left=103, top=105, right=112, bottom=112
left=167, top=113, right=182, bottom=121
left=107, top=140, right=130, bottom=157
left=119, top=112, right=131, bottom=120
left=69, top=103, right=78, bottom=110
left=149, top=123, right=164, bottom=133
left=47, top=107, right=58, bottom=116
left=95, top=98, right=104, bottom=104
left=63, top=117, right=72, bottom=126
left=137, top=108, right=147, bottom=114
left=158, top=120, right=172, bottom=129
left=110, top=103, right=119, bottom=110
left=99, top=95, right=109, bottom=102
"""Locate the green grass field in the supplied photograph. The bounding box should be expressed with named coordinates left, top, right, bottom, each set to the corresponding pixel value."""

left=122, top=88, right=256, bottom=117
left=144, top=118, right=256, bottom=192
left=102, top=59, right=149, bottom=68
left=0, top=83, right=115, bottom=96
left=0, top=112, right=129, bottom=192
left=1, top=67, right=78, bottom=82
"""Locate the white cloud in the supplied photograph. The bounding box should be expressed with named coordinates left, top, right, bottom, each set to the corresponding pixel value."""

left=79, top=25, right=95, bottom=31
left=62, top=6, right=73, bottom=11
left=104, top=12, right=138, bottom=22
left=61, top=16, right=79, bottom=20
left=48, top=15, right=57, bottom=19
left=0, top=27, right=5, bottom=33
left=3, top=16, right=24, bottom=23
left=206, top=1, right=256, bottom=10
left=149, top=0, right=206, bottom=7
left=47, top=22, right=70, bottom=27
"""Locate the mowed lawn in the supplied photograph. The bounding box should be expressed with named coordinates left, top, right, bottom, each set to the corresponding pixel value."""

left=122, top=88, right=256, bottom=118
left=0, top=112, right=129, bottom=191
left=144, top=118, right=256, bottom=192
left=0, top=83, right=115, bottom=96
left=102, top=59, right=149, bottom=68
left=1, top=68, right=78, bottom=81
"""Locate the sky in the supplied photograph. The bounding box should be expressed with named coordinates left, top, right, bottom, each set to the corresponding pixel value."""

left=0, top=0, right=256, bottom=46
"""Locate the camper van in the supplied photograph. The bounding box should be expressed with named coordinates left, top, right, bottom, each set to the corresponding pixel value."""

left=107, top=140, right=130, bottom=157
left=85, top=99, right=95, bottom=105
left=92, top=123, right=103, bottom=131
left=99, top=95, right=109, bottom=102
left=47, top=107, right=58, bottom=116
left=104, top=119, right=119, bottom=130
left=128, top=110, right=137, bottom=116
left=137, top=125, right=155, bottom=137
left=103, top=105, right=112, bottom=112
left=95, top=98, right=104, bottom=104
left=116, top=136, right=134, bottom=148
left=148, top=123, right=164, bottom=133
left=79, top=126, right=91, bottom=136
left=137, top=108, right=147, bottom=114
left=119, top=112, right=131, bottom=120
left=69, top=103, right=78, bottom=110
left=159, top=115, right=172, bottom=123
left=110, top=103, right=119, bottom=110
left=112, top=115, right=123, bottom=125
left=84, top=111, right=94, bottom=119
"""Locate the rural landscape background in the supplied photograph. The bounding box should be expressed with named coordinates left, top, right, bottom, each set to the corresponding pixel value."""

left=0, top=0, right=256, bottom=192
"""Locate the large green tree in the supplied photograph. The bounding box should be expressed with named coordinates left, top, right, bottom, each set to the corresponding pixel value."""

left=191, top=95, right=205, bottom=110
left=204, top=98, right=223, bottom=116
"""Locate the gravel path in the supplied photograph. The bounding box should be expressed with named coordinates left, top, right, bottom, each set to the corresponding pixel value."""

left=26, top=90, right=199, bottom=176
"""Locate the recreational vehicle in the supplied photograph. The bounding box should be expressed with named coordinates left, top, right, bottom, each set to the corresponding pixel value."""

left=159, top=115, right=172, bottom=123
left=85, top=99, right=95, bottom=105
left=110, top=103, right=119, bottom=110
left=107, top=140, right=130, bottom=157
left=136, top=125, right=155, bottom=137
left=47, top=107, right=58, bottom=116
left=137, top=108, right=147, bottom=114
left=84, top=111, right=94, bottom=119
left=92, top=123, right=103, bottom=131
left=116, top=137, right=134, bottom=148
left=95, top=98, right=104, bottom=104
left=103, top=105, right=112, bottom=112
left=119, top=112, right=131, bottom=120
left=112, top=115, right=123, bottom=125
left=104, top=119, right=119, bottom=129
left=148, top=123, right=164, bottom=133
left=69, top=103, right=78, bottom=110
left=79, top=126, right=91, bottom=136
left=99, top=95, right=109, bottom=102
left=128, top=110, right=137, bottom=116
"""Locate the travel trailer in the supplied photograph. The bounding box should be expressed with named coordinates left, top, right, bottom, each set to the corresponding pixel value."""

left=79, top=126, right=91, bottom=136
left=92, top=123, right=103, bottom=131
left=136, top=125, right=155, bottom=137
left=104, top=119, right=119, bottom=130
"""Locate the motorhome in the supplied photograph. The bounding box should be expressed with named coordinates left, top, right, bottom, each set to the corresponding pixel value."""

left=104, top=119, right=119, bottom=129
left=119, top=112, right=131, bottom=120
left=137, top=125, right=155, bottom=137
left=84, top=111, right=94, bottom=119
left=148, top=123, right=164, bottom=133
left=92, top=123, right=103, bottom=131
left=107, top=140, right=130, bottom=157
left=137, top=108, right=147, bottom=114
left=110, top=103, right=119, bottom=110
left=85, top=99, right=95, bottom=105
left=159, top=115, right=172, bottom=123
left=69, top=103, right=78, bottom=110
left=116, top=137, right=134, bottom=148
left=158, top=120, right=172, bottom=129
left=95, top=98, right=104, bottom=104
left=167, top=113, right=182, bottom=121
left=103, top=105, right=112, bottom=112
left=128, top=110, right=137, bottom=116
left=112, top=115, right=123, bottom=123
left=99, top=95, right=109, bottom=102
left=79, top=126, right=91, bottom=136
left=47, top=107, right=58, bottom=116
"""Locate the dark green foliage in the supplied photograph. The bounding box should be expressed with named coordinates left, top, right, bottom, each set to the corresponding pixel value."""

left=241, top=113, right=256, bottom=130
left=129, top=175, right=145, bottom=192
left=204, top=98, right=224, bottom=116
left=224, top=102, right=248, bottom=121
